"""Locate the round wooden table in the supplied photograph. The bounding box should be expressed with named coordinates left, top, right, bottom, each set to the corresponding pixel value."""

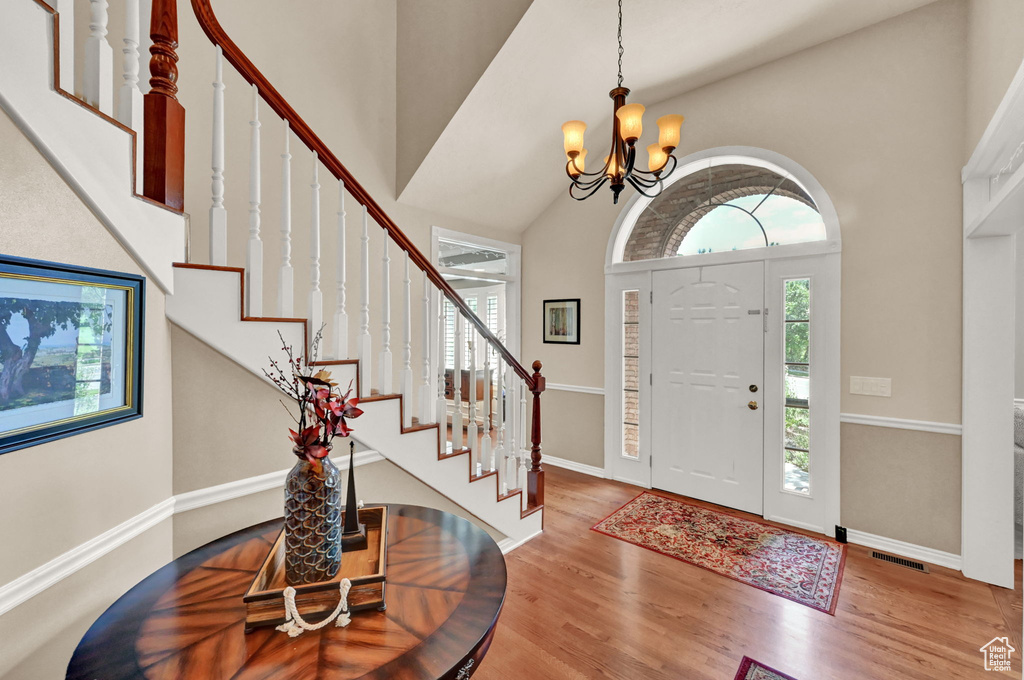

left=66, top=504, right=507, bottom=679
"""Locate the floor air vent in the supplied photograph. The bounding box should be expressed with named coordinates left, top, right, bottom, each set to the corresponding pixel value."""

left=871, top=550, right=929, bottom=573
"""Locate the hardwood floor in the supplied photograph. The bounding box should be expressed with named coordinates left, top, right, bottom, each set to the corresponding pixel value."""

left=476, top=467, right=1022, bottom=680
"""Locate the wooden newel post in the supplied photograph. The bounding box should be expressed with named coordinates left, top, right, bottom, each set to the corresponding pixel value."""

left=528, top=360, right=545, bottom=508
left=143, top=0, right=185, bottom=210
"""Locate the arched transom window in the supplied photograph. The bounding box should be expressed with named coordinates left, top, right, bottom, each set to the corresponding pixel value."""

left=623, top=163, right=826, bottom=261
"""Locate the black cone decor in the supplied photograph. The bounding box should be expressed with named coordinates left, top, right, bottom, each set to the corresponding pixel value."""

left=341, top=440, right=368, bottom=550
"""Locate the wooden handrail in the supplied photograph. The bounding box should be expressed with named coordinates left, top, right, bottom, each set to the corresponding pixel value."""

left=189, top=0, right=536, bottom=390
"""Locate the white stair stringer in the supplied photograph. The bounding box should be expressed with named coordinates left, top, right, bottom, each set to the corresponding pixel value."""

left=0, top=0, right=184, bottom=292
left=166, top=266, right=543, bottom=545
left=352, top=398, right=542, bottom=544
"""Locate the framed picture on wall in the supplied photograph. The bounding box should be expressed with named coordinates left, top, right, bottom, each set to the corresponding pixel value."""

left=543, top=298, right=580, bottom=345
left=0, top=255, right=145, bottom=455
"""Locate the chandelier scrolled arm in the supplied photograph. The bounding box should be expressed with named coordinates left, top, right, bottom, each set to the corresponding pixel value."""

left=559, top=0, right=685, bottom=204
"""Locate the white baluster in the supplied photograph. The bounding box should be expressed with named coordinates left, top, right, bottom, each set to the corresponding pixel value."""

left=436, top=297, right=448, bottom=434
left=520, top=440, right=529, bottom=511
left=277, top=121, right=293, bottom=316
left=520, top=380, right=529, bottom=510
left=507, top=371, right=517, bottom=492
left=452, top=311, right=463, bottom=450
left=246, top=85, right=263, bottom=317
left=117, top=0, right=143, bottom=180
left=56, top=0, right=74, bottom=92
left=379, top=237, right=393, bottom=394
left=495, top=357, right=506, bottom=489
left=209, top=46, right=227, bottom=266
left=357, top=206, right=372, bottom=397
left=400, top=252, right=413, bottom=427
left=309, top=153, right=323, bottom=339
left=419, top=272, right=433, bottom=425
left=468, top=327, right=479, bottom=474
left=332, top=180, right=348, bottom=358
left=482, top=342, right=493, bottom=472
left=84, top=0, right=113, bottom=115
left=520, top=379, right=528, bottom=461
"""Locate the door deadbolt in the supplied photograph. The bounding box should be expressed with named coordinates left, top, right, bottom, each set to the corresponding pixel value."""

left=749, top=385, right=758, bottom=393
left=748, top=401, right=759, bottom=410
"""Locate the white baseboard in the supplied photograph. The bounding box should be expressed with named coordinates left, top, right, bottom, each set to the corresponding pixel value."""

left=497, top=529, right=543, bottom=554
left=173, top=450, right=384, bottom=513
left=846, top=528, right=962, bottom=571
left=1014, top=398, right=1024, bottom=410
left=543, top=455, right=606, bottom=478
left=839, top=413, right=962, bottom=436
left=0, top=497, right=175, bottom=617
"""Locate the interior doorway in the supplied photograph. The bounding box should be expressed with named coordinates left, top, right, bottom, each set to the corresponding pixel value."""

left=651, top=261, right=765, bottom=514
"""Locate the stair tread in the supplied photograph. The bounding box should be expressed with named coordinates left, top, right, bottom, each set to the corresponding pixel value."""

left=521, top=503, right=544, bottom=518
left=469, top=470, right=497, bottom=483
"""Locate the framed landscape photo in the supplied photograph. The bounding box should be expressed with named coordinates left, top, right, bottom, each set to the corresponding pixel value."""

left=543, top=298, right=580, bottom=345
left=0, top=255, right=144, bottom=455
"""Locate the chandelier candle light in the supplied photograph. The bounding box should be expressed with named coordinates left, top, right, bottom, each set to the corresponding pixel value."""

left=562, top=0, right=684, bottom=203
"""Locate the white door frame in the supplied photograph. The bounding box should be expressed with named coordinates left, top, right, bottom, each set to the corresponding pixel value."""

left=960, top=58, right=1024, bottom=588
left=430, top=227, right=523, bottom=444
left=604, top=147, right=842, bottom=536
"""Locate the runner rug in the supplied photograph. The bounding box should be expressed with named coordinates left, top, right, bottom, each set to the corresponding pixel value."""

left=591, top=492, right=845, bottom=614
left=734, top=657, right=799, bottom=680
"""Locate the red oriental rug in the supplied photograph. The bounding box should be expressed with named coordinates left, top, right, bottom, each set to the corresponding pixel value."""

left=591, top=492, right=845, bottom=614
left=734, top=657, right=799, bottom=680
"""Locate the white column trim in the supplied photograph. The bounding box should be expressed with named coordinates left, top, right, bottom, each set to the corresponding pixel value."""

left=839, top=413, right=962, bottom=436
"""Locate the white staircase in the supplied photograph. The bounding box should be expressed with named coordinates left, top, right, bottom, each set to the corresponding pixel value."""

left=165, top=264, right=543, bottom=542
left=0, top=0, right=545, bottom=546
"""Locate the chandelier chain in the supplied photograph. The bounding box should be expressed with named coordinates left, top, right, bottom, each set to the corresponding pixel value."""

left=617, top=0, right=624, bottom=87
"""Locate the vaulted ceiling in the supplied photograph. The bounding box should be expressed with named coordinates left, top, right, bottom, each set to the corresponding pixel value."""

left=396, top=0, right=937, bottom=233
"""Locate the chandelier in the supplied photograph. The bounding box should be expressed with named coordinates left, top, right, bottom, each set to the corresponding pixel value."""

left=561, top=0, right=684, bottom=204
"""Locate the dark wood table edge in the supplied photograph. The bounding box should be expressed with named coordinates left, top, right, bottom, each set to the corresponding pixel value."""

left=65, top=504, right=507, bottom=680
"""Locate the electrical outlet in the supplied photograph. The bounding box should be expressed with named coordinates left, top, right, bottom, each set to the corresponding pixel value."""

left=850, top=376, right=892, bottom=397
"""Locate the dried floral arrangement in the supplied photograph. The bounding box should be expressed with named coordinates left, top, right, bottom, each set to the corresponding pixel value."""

left=263, top=330, right=363, bottom=465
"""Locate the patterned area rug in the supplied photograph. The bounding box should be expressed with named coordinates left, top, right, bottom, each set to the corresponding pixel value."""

left=592, top=492, right=845, bottom=614
left=734, top=657, right=799, bottom=680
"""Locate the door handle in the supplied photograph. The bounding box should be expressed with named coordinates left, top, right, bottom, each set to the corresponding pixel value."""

left=748, top=401, right=758, bottom=410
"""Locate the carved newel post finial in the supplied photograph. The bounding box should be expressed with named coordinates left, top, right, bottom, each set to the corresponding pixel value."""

left=342, top=440, right=368, bottom=550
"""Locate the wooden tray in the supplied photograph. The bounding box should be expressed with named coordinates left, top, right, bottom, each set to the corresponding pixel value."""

left=242, top=505, right=388, bottom=631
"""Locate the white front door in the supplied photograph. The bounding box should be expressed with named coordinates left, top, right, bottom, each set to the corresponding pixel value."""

left=651, top=261, right=765, bottom=514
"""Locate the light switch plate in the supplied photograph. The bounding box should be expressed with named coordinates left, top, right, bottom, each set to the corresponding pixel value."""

left=850, top=376, right=891, bottom=397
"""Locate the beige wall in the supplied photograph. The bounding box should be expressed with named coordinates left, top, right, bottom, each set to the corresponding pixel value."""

left=522, top=1, right=970, bottom=551
left=965, top=0, right=1024, bottom=159
left=0, top=520, right=173, bottom=680
left=396, top=0, right=532, bottom=194
left=840, top=424, right=962, bottom=554
left=0, top=111, right=176, bottom=673
left=534, top=390, right=604, bottom=469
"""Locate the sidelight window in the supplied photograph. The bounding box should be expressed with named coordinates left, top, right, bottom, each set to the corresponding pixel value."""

left=623, top=290, right=640, bottom=459
left=783, top=278, right=810, bottom=494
